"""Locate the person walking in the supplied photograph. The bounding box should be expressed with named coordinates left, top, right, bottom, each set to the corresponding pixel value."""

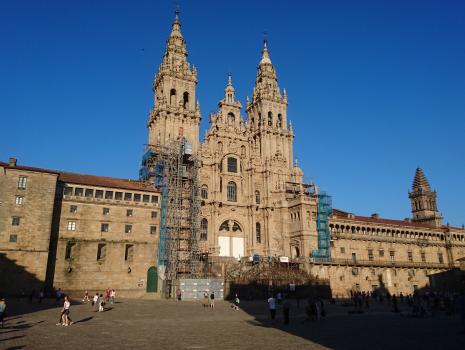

left=61, top=296, right=72, bottom=326
left=268, top=295, right=276, bottom=323
left=98, top=294, right=105, bottom=312
left=0, top=298, right=6, bottom=328
left=283, top=295, right=291, bottom=325
left=82, top=290, right=90, bottom=302
left=38, top=290, right=44, bottom=304
left=210, top=292, right=215, bottom=308
left=110, top=289, right=115, bottom=304
left=176, top=289, right=182, bottom=301
left=92, top=293, right=98, bottom=307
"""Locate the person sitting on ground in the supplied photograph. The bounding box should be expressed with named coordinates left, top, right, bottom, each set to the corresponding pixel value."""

left=233, top=294, right=240, bottom=310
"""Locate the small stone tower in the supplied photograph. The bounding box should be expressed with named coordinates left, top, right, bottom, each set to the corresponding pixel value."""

left=409, top=167, right=443, bottom=227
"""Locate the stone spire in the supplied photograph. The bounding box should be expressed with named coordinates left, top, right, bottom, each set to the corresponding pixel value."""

left=412, top=167, right=431, bottom=192
left=252, top=37, right=282, bottom=103
left=409, top=167, right=442, bottom=227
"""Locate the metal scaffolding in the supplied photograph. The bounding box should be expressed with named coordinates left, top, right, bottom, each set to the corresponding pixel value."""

left=140, top=136, right=201, bottom=297
left=312, top=191, right=332, bottom=262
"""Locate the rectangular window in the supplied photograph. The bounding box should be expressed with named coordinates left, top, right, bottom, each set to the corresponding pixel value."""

left=70, top=205, right=77, bottom=213
left=126, top=209, right=133, bottom=217
left=438, top=253, right=444, bottom=264
left=421, top=252, right=426, bottom=263
left=115, top=192, right=123, bottom=200
left=408, top=251, right=413, bottom=262
left=134, top=193, right=141, bottom=202
left=12, top=216, right=20, bottom=226
left=125, top=244, right=134, bottom=262
left=103, top=207, right=110, bottom=215
left=379, top=249, right=384, bottom=258
left=85, top=188, right=94, bottom=197
left=67, top=221, right=76, bottom=231
left=151, top=211, right=158, bottom=219
left=65, top=241, right=75, bottom=260
left=125, top=224, right=132, bottom=233
left=105, top=191, right=114, bottom=199
left=74, top=187, right=83, bottom=196
left=150, top=225, right=157, bottom=234
left=101, top=223, right=109, bottom=232
left=390, top=251, right=395, bottom=261
left=124, top=192, right=132, bottom=201
left=63, top=186, right=73, bottom=195
left=18, top=176, right=27, bottom=189
left=95, top=190, right=103, bottom=198
left=352, top=252, right=357, bottom=262
left=368, top=249, right=374, bottom=261
left=227, top=157, right=237, bottom=173
left=143, top=195, right=150, bottom=203
left=151, top=195, right=158, bottom=203
left=97, top=244, right=106, bottom=261
left=340, top=247, right=345, bottom=254
left=9, top=234, right=18, bottom=243
left=15, top=196, right=24, bottom=205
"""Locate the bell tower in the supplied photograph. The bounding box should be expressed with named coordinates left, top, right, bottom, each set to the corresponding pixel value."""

left=409, top=167, right=443, bottom=227
left=147, top=9, right=200, bottom=151
left=246, top=39, right=293, bottom=167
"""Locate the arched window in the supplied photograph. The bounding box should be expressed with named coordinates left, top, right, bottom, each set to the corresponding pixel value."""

left=200, top=218, right=208, bottom=241
left=268, top=112, right=273, bottom=126
left=227, top=112, right=235, bottom=125
left=227, top=93, right=233, bottom=103
left=227, top=157, right=237, bottom=173
left=227, top=181, right=237, bottom=202
left=219, top=221, right=230, bottom=231
left=170, top=89, right=176, bottom=105
left=277, top=114, right=282, bottom=127
left=255, top=190, right=260, bottom=205
left=183, top=91, right=189, bottom=108
left=256, top=223, right=261, bottom=243
left=201, top=185, right=208, bottom=199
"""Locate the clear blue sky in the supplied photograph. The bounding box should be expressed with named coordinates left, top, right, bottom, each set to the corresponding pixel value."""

left=1, top=0, right=464, bottom=226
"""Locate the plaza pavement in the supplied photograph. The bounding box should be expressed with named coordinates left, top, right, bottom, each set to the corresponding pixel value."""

left=0, top=297, right=464, bottom=349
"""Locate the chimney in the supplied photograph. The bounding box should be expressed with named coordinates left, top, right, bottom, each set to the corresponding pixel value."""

left=9, top=157, right=17, bottom=167
left=371, top=213, right=379, bottom=219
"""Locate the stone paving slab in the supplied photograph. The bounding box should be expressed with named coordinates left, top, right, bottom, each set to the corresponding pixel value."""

left=0, top=298, right=464, bottom=349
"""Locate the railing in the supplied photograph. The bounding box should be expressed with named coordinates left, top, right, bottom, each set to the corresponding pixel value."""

left=309, top=257, right=455, bottom=269
left=331, top=232, right=448, bottom=246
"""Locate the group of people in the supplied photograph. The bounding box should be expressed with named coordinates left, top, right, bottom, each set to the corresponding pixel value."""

left=86, top=289, right=116, bottom=312
left=267, top=292, right=292, bottom=325
left=203, top=291, right=216, bottom=308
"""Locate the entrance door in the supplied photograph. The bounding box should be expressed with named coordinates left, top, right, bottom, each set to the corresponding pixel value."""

left=146, top=266, right=158, bottom=293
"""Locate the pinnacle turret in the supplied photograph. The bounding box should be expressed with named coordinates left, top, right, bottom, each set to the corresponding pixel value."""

left=412, top=167, right=431, bottom=191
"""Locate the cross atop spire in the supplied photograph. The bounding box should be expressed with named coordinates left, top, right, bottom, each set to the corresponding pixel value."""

left=170, top=4, right=183, bottom=38
left=260, top=33, right=272, bottom=65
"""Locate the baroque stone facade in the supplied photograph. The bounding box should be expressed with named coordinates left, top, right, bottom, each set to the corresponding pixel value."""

left=146, top=12, right=465, bottom=296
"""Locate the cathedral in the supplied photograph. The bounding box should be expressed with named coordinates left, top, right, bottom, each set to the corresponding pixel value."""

left=1, top=10, right=464, bottom=299
left=147, top=10, right=316, bottom=260
left=144, top=10, right=465, bottom=296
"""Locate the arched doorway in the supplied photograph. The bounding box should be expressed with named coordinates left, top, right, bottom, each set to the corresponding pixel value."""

left=146, top=266, right=158, bottom=293
left=218, top=220, right=244, bottom=259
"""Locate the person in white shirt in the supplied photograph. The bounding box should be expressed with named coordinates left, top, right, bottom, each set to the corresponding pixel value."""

left=268, top=296, right=276, bottom=322
left=61, top=296, right=71, bottom=326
